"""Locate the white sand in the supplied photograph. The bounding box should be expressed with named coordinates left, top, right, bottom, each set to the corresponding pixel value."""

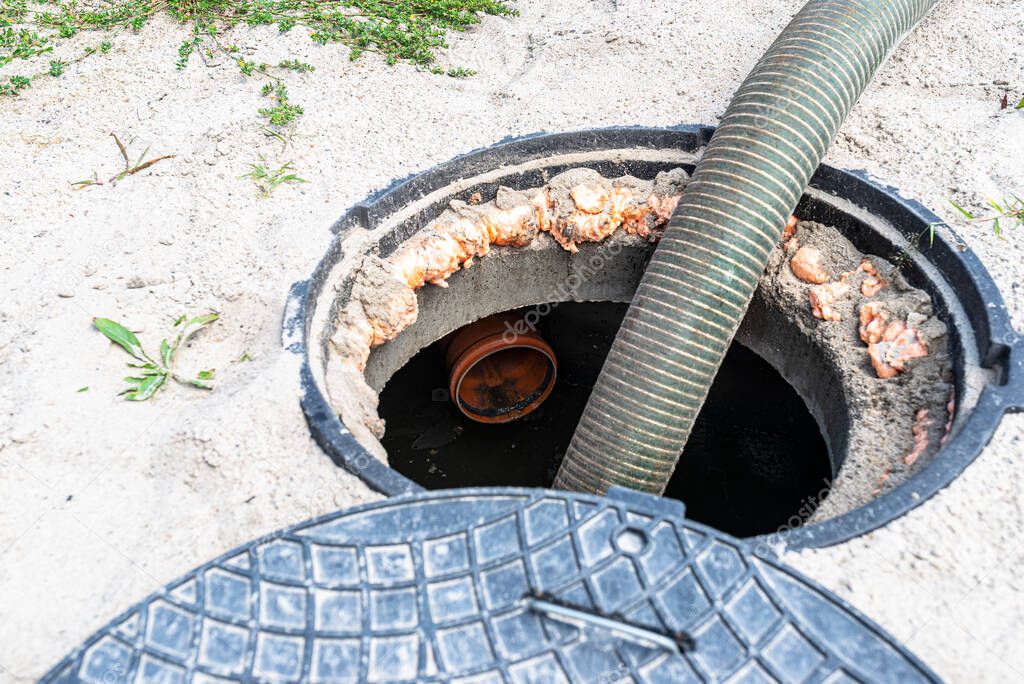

left=1, top=0, right=1021, bottom=680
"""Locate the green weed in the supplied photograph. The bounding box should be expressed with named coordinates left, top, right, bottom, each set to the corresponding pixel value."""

left=258, top=83, right=303, bottom=126
left=892, top=194, right=1023, bottom=268
left=1, top=2, right=116, bottom=94
left=240, top=158, right=307, bottom=196
left=2, top=0, right=517, bottom=124
left=6, top=0, right=516, bottom=194
left=947, top=196, right=1023, bottom=239
left=0, top=72, right=29, bottom=94
left=431, top=65, right=476, bottom=78
left=278, top=59, right=314, bottom=73
left=94, top=313, right=219, bottom=401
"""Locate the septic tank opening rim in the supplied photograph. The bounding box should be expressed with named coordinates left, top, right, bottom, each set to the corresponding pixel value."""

left=283, top=125, right=1024, bottom=552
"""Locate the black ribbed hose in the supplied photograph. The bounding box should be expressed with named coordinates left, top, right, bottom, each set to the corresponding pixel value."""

left=554, top=0, right=941, bottom=495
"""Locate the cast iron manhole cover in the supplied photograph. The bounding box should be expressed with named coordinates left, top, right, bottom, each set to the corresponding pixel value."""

left=43, top=487, right=939, bottom=683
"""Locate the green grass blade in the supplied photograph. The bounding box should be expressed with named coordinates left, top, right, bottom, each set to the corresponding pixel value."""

left=160, top=339, right=173, bottom=367
left=948, top=200, right=974, bottom=220
left=125, top=373, right=167, bottom=401
left=94, top=317, right=148, bottom=361
left=170, top=313, right=220, bottom=353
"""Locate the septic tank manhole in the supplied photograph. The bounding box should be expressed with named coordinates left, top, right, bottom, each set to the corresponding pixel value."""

left=42, top=487, right=941, bottom=683
left=285, top=125, right=1024, bottom=551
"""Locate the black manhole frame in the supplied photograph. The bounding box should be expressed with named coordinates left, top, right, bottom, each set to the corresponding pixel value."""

left=284, top=125, right=1024, bottom=551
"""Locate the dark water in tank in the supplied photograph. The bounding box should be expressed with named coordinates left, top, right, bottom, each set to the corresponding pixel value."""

left=379, top=301, right=832, bottom=538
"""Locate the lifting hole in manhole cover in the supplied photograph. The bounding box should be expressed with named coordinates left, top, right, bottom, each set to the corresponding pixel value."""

left=613, top=526, right=650, bottom=555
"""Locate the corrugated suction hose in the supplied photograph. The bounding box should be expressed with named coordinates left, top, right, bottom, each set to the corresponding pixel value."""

left=554, top=0, right=942, bottom=495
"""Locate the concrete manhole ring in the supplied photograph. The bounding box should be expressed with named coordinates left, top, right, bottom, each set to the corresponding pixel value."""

left=42, top=487, right=941, bottom=683
left=286, top=125, right=1024, bottom=551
